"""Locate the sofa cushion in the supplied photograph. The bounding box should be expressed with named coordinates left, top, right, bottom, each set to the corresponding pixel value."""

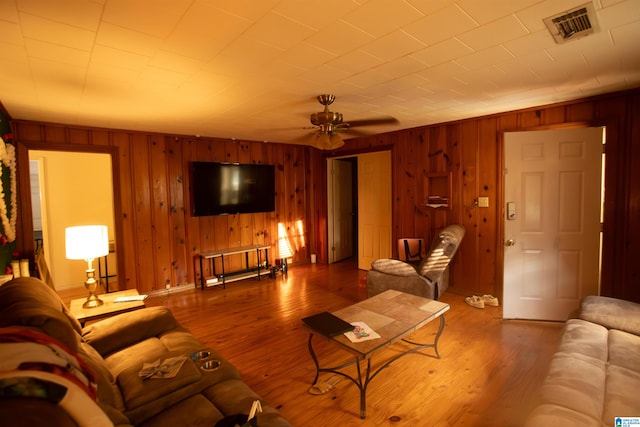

left=82, top=307, right=179, bottom=356
left=77, top=340, right=126, bottom=412
left=524, top=403, right=601, bottom=427
left=557, top=319, right=608, bottom=361
left=117, top=356, right=202, bottom=409
left=607, top=329, right=640, bottom=373
left=580, top=295, right=640, bottom=335
left=105, top=336, right=177, bottom=379
left=138, top=394, right=221, bottom=427
left=0, top=278, right=82, bottom=351
left=536, top=352, right=606, bottom=420
left=528, top=319, right=608, bottom=423
left=603, top=364, right=640, bottom=422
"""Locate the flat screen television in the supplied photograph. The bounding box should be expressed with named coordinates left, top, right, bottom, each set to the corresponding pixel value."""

left=191, top=162, right=276, bottom=216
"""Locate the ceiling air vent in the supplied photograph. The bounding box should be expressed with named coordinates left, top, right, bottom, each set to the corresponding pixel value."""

left=544, top=2, right=600, bottom=44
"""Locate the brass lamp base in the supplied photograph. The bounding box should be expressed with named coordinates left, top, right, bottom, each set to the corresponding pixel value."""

left=83, top=293, right=104, bottom=308
left=83, top=266, right=104, bottom=308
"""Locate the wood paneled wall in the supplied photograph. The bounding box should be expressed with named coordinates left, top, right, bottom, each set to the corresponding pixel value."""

left=324, top=88, right=640, bottom=303
left=12, top=88, right=640, bottom=302
left=14, top=126, right=318, bottom=293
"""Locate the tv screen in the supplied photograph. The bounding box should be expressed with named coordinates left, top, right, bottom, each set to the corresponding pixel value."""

left=191, top=162, right=276, bottom=216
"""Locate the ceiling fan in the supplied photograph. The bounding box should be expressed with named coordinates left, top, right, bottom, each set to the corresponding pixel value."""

left=305, top=94, right=398, bottom=150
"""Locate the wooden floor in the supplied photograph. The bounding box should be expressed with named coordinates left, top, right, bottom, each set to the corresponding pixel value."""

left=61, top=260, right=563, bottom=427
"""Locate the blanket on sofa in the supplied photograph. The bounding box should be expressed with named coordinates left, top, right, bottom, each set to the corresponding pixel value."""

left=0, top=327, right=112, bottom=427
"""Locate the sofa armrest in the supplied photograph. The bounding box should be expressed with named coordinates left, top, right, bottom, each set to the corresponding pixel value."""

left=366, top=270, right=436, bottom=299
left=580, top=296, right=640, bottom=335
left=82, top=306, right=179, bottom=356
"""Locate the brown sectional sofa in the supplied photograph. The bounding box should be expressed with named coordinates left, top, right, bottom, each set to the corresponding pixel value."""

left=0, top=277, right=292, bottom=427
left=525, top=295, right=640, bottom=426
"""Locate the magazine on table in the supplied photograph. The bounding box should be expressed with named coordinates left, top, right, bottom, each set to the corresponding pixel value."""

left=344, top=321, right=381, bottom=343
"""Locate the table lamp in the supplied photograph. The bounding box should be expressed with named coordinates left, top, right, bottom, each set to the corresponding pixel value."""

left=65, top=225, right=109, bottom=308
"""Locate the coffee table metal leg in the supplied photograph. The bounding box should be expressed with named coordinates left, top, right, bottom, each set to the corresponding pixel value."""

left=307, top=334, right=359, bottom=384
left=401, top=315, right=446, bottom=358
left=355, top=357, right=372, bottom=419
left=307, top=333, right=371, bottom=418
left=307, top=333, right=321, bottom=385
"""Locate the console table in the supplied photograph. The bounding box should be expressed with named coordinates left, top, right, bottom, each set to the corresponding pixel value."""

left=198, top=245, right=270, bottom=289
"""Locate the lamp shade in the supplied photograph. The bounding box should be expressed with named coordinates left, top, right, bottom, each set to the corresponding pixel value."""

left=65, top=225, right=109, bottom=260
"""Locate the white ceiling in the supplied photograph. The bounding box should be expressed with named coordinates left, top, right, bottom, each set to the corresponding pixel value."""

left=1, top=0, right=639, bottom=146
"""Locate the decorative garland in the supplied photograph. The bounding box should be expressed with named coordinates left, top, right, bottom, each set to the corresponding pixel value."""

left=0, top=135, right=16, bottom=243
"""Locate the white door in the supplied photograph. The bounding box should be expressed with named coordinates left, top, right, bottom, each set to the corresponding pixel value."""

left=327, top=158, right=353, bottom=263
left=503, top=128, right=603, bottom=320
left=358, top=151, right=392, bottom=270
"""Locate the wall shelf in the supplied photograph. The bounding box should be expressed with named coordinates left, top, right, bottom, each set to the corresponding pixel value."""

left=424, top=172, right=452, bottom=209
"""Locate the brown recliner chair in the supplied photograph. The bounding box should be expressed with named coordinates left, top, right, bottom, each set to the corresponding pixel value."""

left=366, top=224, right=465, bottom=300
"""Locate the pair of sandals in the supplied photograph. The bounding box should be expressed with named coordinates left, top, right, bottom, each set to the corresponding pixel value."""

left=308, top=375, right=341, bottom=395
left=465, top=294, right=499, bottom=309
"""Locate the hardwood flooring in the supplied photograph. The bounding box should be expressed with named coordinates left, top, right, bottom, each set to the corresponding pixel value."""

left=60, top=260, right=563, bottom=427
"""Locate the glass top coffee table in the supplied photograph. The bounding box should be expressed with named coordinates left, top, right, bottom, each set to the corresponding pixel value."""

left=303, top=289, right=450, bottom=419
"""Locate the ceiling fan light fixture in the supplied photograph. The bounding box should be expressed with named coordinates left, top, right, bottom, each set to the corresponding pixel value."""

left=304, top=93, right=397, bottom=150
left=315, top=132, right=344, bottom=150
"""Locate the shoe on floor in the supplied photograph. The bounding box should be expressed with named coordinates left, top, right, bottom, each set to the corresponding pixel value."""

left=482, top=295, right=499, bottom=306
left=482, top=295, right=500, bottom=307
left=308, top=375, right=341, bottom=395
left=465, top=295, right=485, bottom=309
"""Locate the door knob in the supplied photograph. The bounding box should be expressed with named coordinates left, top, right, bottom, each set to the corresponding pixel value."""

left=505, top=239, right=515, bottom=247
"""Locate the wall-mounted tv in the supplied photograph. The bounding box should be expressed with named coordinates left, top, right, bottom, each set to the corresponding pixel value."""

left=191, top=161, right=276, bottom=216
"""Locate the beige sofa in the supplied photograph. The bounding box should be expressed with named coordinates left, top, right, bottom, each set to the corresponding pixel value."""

left=525, top=295, right=640, bottom=426
left=0, top=277, right=292, bottom=427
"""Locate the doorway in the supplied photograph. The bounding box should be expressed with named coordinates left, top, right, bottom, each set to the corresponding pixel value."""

left=16, top=141, right=124, bottom=293
left=327, top=151, right=392, bottom=270
left=327, top=157, right=356, bottom=263
left=29, top=150, right=116, bottom=290
left=502, top=127, right=604, bottom=320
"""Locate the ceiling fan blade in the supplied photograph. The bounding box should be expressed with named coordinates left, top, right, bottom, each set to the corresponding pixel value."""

left=337, top=127, right=372, bottom=137
left=344, top=117, right=398, bottom=127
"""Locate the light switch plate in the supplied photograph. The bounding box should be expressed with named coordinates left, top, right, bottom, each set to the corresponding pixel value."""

left=478, top=197, right=489, bottom=208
